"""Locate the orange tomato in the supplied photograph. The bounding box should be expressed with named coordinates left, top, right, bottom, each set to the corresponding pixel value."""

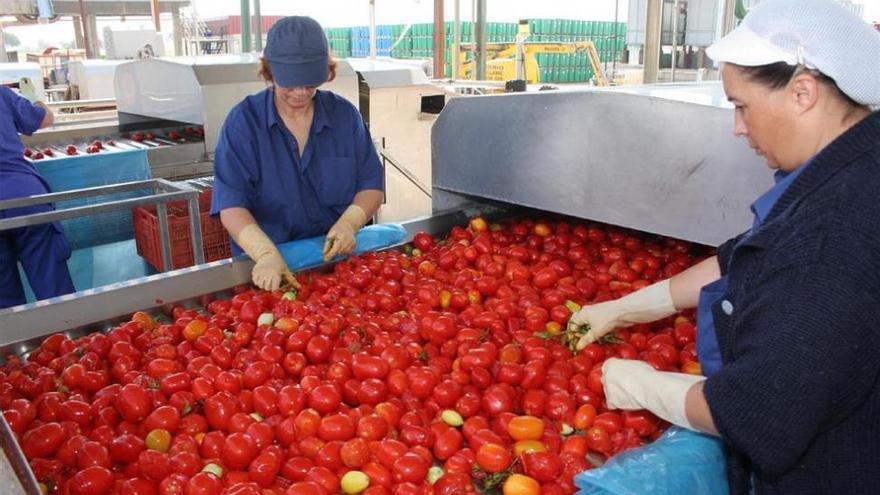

left=533, top=223, right=552, bottom=237
left=145, top=429, right=172, bottom=452
left=476, top=443, right=512, bottom=473
left=544, top=321, right=562, bottom=335
left=183, top=319, right=208, bottom=341
left=131, top=311, right=155, bottom=331
left=507, top=416, right=544, bottom=441
left=681, top=361, right=702, bottom=375
left=573, top=404, right=597, bottom=430
left=502, top=474, right=541, bottom=495
left=418, top=260, right=437, bottom=276
left=512, top=440, right=546, bottom=456
left=439, top=290, right=452, bottom=309
left=469, top=216, right=489, bottom=232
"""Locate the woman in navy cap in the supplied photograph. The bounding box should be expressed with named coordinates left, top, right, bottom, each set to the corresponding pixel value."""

left=0, top=78, right=75, bottom=308
left=211, top=16, right=384, bottom=290
left=568, top=0, right=880, bottom=493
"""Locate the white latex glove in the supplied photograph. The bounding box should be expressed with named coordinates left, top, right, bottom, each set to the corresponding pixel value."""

left=234, top=223, right=301, bottom=291
left=571, top=279, right=677, bottom=349
left=602, top=358, right=706, bottom=430
left=323, top=204, right=367, bottom=261
left=18, top=77, right=41, bottom=103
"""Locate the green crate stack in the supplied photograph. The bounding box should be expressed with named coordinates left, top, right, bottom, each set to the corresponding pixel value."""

left=324, top=27, right=352, bottom=58
left=535, top=52, right=594, bottom=84
left=390, top=24, right=411, bottom=58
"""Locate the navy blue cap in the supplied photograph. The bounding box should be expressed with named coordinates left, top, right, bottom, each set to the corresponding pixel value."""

left=264, top=16, right=329, bottom=88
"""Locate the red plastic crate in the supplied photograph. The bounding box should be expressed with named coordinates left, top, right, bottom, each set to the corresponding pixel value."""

left=133, top=189, right=231, bottom=271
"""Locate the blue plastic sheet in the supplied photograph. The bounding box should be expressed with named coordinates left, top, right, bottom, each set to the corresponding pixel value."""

left=277, top=223, right=407, bottom=270
left=35, top=149, right=152, bottom=250
left=575, top=427, right=729, bottom=495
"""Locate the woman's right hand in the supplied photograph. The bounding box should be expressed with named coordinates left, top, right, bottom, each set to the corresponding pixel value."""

left=232, top=222, right=301, bottom=292
left=570, top=301, right=626, bottom=349
left=570, top=279, right=677, bottom=350
left=251, top=251, right=301, bottom=291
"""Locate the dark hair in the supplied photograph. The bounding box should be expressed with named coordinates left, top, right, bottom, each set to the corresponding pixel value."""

left=257, top=55, right=338, bottom=85
left=736, top=62, right=862, bottom=109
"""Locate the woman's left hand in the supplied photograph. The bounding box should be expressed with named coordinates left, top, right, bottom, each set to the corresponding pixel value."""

left=323, top=205, right=367, bottom=261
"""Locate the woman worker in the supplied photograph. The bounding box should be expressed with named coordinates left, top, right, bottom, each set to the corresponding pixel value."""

left=211, top=16, right=384, bottom=291
left=0, top=78, right=75, bottom=309
left=568, top=0, right=880, bottom=493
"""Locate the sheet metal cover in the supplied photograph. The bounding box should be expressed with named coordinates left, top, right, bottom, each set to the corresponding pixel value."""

left=431, top=87, right=773, bottom=246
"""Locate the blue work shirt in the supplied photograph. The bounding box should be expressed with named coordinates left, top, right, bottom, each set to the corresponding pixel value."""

left=211, top=88, right=384, bottom=255
left=0, top=86, right=45, bottom=175
left=696, top=161, right=812, bottom=376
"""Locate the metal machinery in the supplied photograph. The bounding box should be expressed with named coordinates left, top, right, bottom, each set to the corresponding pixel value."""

left=347, top=58, right=451, bottom=224
left=433, top=82, right=773, bottom=247
left=0, top=82, right=775, bottom=490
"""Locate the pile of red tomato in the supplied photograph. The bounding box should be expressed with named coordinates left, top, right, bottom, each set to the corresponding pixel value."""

left=0, top=217, right=707, bottom=495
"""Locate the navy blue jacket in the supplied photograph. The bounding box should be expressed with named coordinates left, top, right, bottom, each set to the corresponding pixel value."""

left=704, top=111, right=880, bottom=494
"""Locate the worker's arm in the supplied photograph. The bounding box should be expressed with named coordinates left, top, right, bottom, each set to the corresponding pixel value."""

left=351, top=189, right=383, bottom=220
left=669, top=255, right=721, bottom=310
left=686, top=382, right=719, bottom=435
left=35, top=102, right=54, bottom=129
left=573, top=256, right=721, bottom=348
left=219, top=207, right=257, bottom=239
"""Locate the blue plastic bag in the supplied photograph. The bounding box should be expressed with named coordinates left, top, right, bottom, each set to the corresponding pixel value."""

left=574, top=427, right=729, bottom=495
left=277, top=223, right=407, bottom=270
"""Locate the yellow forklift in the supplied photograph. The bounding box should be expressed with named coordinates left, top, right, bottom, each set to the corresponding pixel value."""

left=454, top=22, right=608, bottom=86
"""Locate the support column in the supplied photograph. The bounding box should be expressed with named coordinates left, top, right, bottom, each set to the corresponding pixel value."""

left=643, top=0, right=662, bottom=84
left=77, top=0, right=93, bottom=58
left=721, top=0, right=737, bottom=37
left=73, top=16, right=85, bottom=52
left=475, top=0, right=486, bottom=80
left=172, top=7, right=183, bottom=56
left=150, top=0, right=161, bottom=32
left=0, top=21, right=7, bottom=63
left=240, top=0, right=251, bottom=53
left=452, top=0, right=460, bottom=79
left=433, top=0, right=445, bottom=78
left=86, top=14, right=99, bottom=58
left=253, top=0, right=263, bottom=51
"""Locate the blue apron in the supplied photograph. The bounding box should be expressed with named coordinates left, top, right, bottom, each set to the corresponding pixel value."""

left=696, top=277, right=727, bottom=377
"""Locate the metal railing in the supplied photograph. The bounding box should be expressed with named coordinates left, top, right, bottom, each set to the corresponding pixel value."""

left=0, top=178, right=204, bottom=272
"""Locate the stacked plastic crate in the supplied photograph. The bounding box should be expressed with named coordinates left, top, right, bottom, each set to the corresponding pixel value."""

left=324, top=27, right=352, bottom=58
left=339, top=19, right=625, bottom=81
left=528, top=19, right=626, bottom=83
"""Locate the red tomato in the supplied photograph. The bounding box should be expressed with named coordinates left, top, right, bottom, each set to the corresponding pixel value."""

left=522, top=451, right=562, bottom=483
left=117, top=384, right=152, bottom=423
left=68, top=466, right=114, bottom=495
left=392, top=452, right=430, bottom=484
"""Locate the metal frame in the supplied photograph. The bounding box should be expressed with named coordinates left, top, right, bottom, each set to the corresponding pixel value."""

left=0, top=178, right=205, bottom=272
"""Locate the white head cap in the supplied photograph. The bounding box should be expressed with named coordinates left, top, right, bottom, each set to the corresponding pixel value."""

left=706, top=0, right=880, bottom=106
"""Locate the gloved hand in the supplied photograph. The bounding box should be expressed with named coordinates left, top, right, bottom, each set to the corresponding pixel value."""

left=602, top=358, right=706, bottom=430
left=234, top=223, right=301, bottom=291
left=323, top=204, right=367, bottom=261
left=18, top=77, right=41, bottom=103
left=571, top=279, right=677, bottom=349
